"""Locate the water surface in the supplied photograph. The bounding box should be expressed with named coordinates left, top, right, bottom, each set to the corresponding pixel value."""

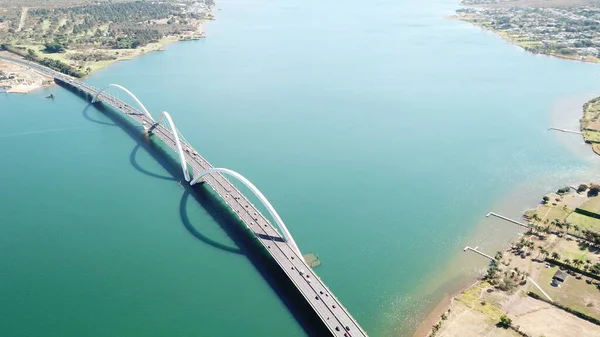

left=2, top=0, right=600, bottom=336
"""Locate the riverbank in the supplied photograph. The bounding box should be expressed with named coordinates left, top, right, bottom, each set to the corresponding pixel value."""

left=452, top=1, right=600, bottom=65
left=418, top=185, right=600, bottom=337
left=0, top=0, right=212, bottom=85
left=0, top=52, right=52, bottom=93
left=0, top=23, right=207, bottom=93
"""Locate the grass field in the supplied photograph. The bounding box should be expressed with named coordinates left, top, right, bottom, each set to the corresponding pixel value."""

left=567, top=212, right=600, bottom=233
left=553, top=237, right=598, bottom=263
left=536, top=204, right=573, bottom=223
left=584, top=130, right=600, bottom=143
left=577, top=197, right=600, bottom=218
left=531, top=266, right=600, bottom=319
left=457, top=281, right=505, bottom=320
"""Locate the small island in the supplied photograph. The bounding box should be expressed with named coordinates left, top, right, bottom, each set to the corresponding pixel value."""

left=0, top=0, right=213, bottom=92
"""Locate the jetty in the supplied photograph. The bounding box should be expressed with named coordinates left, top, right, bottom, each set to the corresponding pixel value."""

left=548, top=127, right=583, bottom=135
left=463, top=246, right=496, bottom=262
left=486, top=212, right=529, bottom=228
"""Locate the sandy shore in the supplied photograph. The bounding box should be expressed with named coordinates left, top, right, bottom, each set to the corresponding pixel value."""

left=0, top=54, right=53, bottom=93
left=411, top=280, right=480, bottom=337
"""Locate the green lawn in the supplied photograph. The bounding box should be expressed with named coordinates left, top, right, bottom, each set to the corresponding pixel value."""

left=531, top=266, right=600, bottom=319
left=566, top=212, right=600, bottom=234
left=457, top=281, right=505, bottom=320
left=536, top=204, right=573, bottom=223
left=577, top=197, right=600, bottom=218
left=583, top=130, right=600, bottom=143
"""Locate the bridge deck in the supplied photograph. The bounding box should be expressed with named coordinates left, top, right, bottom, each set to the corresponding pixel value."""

left=0, top=55, right=368, bottom=337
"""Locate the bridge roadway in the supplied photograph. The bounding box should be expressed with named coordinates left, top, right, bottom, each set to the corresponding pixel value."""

left=1, top=55, right=369, bottom=337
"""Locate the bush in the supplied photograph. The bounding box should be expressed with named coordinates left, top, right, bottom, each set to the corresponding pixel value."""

left=498, top=315, right=512, bottom=328
left=588, top=185, right=600, bottom=197
left=542, top=196, right=550, bottom=203
left=557, top=187, right=570, bottom=194
left=44, top=41, right=66, bottom=53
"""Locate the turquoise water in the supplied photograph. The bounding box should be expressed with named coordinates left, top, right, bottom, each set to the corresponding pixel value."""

left=3, top=0, right=600, bottom=336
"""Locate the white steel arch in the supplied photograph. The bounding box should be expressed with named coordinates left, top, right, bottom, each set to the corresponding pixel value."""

left=158, top=111, right=191, bottom=182
left=91, top=84, right=154, bottom=121
left=190, top=168, right=302, bottom=257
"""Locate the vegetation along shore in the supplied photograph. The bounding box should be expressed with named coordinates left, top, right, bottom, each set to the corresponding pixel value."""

left=417, top=1, right=600, bottom=336
left=453, top=0, right=600, bottom=64
left=423, top=185, right=600, bottom=337
left=0, top=0, right=214, bottom=93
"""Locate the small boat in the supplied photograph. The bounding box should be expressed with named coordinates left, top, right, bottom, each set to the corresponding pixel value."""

left=45, top=94, right=54, bottom=99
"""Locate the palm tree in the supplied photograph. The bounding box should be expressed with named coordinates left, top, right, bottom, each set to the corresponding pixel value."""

left=551, top=252, right=561, bottom=260
left=541, top=248, right=549, bottom=260
left=537, top=245, right=545, bottom=259
left=532, top=213, right=541, bottom=222
left=565, top=222, right=571, bottom=234
left=564, top=258, right=572, bottom=266
left=574, top=225, right=581, bottom=235
left=527, top=241, right=535, bottom=253
left=573, top=259, right=583, bottom=269
left=555, top=222, right=564, bottom=232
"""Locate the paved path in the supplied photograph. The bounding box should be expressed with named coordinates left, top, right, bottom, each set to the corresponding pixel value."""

left=0, top=55, right=369, bottom=337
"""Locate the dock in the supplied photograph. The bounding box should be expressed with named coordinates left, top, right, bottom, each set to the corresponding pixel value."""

left=486, top=212, right=529, bottom=228
left=548, top=127, right=583, bottom=135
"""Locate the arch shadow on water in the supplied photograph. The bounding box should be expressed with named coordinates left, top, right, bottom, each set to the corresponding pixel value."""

left=82, top=103, right=117, bottom=126
left=65, top=84, right=331, bottom=336
left=180, top=190, right=243, bottom=255
left=81, top=101, right=240, bottom=256
left=130, top=144, right=176, bottom=182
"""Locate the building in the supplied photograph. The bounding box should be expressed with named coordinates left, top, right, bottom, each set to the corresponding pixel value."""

left=551, top=270, right=568, bottom=287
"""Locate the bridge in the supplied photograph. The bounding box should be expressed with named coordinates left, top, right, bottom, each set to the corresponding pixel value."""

left=0, top=55, right=369, bottom=337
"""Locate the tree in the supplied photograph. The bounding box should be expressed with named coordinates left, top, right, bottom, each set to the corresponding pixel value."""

left=44, top=41, right=66, bottom=53
left=537, top=246, right=545, bottom=259
left=498, top=315, right=512, bottom=328
left=564, top=258, right=571, bottom=266
left=542, top=196, right=550, bottom=203
left=551, top=252, right=560, bottom=260
left=588, top=184, right=600, bottom=197
left=495, top=251, right=503, bottom=261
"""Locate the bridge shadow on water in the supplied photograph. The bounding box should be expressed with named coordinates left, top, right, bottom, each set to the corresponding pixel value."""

left=66, top=84, right=330, bottom=336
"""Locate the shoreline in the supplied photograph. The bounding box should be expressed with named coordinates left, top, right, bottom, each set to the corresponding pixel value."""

left=411, top=88, right=598, bottom=337
left=416, top=173, right=600, bottom=336
left=451, top=15, right=600, bottom=65
left=0, top=21, right=210, bottom=94
left=411, top=279, right=480, bottom=337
